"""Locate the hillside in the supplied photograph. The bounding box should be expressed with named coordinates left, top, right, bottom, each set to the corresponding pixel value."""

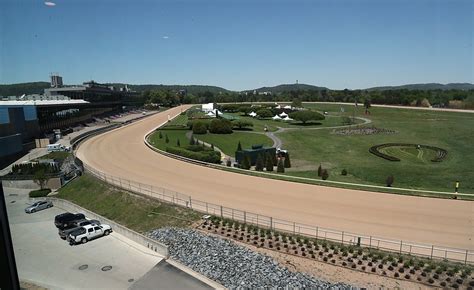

left=252, top=83, right=328, bottom=93
left=367, top=83, right=474, bottom=91
left=108, top=83, right=231, bottom=95
left=0, top=82, right=50, bottom=97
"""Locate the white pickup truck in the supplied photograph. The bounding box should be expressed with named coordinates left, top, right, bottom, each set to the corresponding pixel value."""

left=67, top=224, right=112, bottom=245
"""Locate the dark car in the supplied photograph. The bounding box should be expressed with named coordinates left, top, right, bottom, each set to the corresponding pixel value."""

left=54, top=212, right=86, bottom=229
left=58, top=219, right=101, bottom=240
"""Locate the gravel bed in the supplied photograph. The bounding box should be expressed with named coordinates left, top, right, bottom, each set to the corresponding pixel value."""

left=148, top=227, right=355, bottom=289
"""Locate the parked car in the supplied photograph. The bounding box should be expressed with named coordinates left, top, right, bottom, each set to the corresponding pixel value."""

left=58, top=219, right=101, bottom=240
left=25, top=200, right=53, bottom=213
left=67, top=224, right=113, bottom=245
left=54, top=212, right=86, bottom=229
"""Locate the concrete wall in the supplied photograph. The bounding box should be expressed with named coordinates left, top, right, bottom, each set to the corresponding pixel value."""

left=2, top=177, right=62, bottom=190
left=46, top=198, right=169, bottom=258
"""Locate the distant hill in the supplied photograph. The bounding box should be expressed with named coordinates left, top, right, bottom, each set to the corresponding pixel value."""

left=367, top=83, right=474, bottom=91
left=108, top=83, right=232, bottom=95
left=0, top=82, right=50, bottom=97
left=251, top=83, right=328, bottom=94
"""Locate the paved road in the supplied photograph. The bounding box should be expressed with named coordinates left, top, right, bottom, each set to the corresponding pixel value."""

left=76, top=106, right=473, bottom=250
left=4, top=188, right=163, bottom=289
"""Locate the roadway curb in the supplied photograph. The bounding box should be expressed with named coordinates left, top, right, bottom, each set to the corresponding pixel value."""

left=166, top=259, right=226, bottom=289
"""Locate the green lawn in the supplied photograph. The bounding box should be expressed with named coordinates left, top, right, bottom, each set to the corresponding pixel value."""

left=278, top=104, right=474, bottom=193
left=38, top=151, right=71, bottom=161
left=148, top=129, right=189, bottom=151
left=57, top=174, right=201, bottom=233
left=196, top=132, right=273, bottom=156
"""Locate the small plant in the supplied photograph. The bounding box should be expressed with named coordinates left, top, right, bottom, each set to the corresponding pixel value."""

left=341, top=169, right=347, bottom=176
left=165, top=134, right=169, bottom=143
left=176, top=138, right=181, bottom=147
left=386, top=175, right=394, bottom=187
left=317, top=164, right=322, bottom=176
left=159, top=131, right=163, bottom=139
left=321, top=169, right=329, bottom=180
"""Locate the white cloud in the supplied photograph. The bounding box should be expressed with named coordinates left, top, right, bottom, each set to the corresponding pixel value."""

left=162, top=36, right=169, bottom=39
left=44, top=1, right=56, bottom=6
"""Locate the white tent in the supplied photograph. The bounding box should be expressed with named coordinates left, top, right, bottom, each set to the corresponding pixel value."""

left=279, top=112, right=288, bottom=117
left=283, top=105, right=292, bottom=109
left=206, top=111, right=216, bottom=117
left=212, top=109, right=223, bottom=115
left=275, top=105, right=281, bottom=109
left=249, top=111, right=257, bottom=117
left=272, top=115, right=282, bottom=120
left=202, top=103, right=214, bottom=113
left=283, top=116, right=293, bottom=121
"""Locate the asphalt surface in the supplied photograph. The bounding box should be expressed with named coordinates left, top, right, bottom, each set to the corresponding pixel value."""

left=76, top=105, right=473, bottom=250
left=4, top=188, right=162, bottom=289
left=130, top=260, right=213, bottom=290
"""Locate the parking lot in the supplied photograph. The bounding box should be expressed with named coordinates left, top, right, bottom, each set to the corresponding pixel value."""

left=5, top=188, right=163, bottom=289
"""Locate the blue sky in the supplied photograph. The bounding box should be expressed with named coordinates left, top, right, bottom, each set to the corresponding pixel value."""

left=1, top=0, right=472, bottom=90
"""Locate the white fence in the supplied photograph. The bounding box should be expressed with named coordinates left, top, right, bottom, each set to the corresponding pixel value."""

left=83, top=163, right=473, bottom=265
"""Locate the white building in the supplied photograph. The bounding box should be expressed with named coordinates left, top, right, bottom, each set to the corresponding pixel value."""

left=201, top=103, right=215, bottom=113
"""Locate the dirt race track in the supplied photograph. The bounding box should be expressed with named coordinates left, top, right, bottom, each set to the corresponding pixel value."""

left=77, top=106, right=473, bottom=251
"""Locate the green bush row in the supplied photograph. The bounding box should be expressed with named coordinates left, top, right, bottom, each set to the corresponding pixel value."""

left=29, top=188, right=52, bottom=198
left=166, top=146, right=221, bottom=164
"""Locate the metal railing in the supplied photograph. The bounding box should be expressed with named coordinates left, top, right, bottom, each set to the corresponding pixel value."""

left=82, top=162, right=473, bottom=265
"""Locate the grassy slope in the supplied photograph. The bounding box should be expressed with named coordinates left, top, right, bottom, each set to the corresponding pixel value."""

left=279, top=104, right=474, bottom=193
left=149, top=129, right=189, bottom=151
left=57, top=174, right=201, bottom=233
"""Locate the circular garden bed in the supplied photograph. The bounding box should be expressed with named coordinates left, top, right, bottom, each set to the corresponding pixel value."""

left=369, top=143, right=447, bottom=162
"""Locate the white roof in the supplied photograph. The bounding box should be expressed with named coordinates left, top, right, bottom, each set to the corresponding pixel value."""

left=283, top=105, right=292, bottom=109
left=279, top=112, right=288, bottom=117
left=275, top=105, right=281, bottom=109
left=272, top=115, right=282, bottom=120
left=0, top=100, right=89, bottom=106
left=206, top=112, right=215, bottom=116
left=249, top=112, right=257, bottom=117
left=283, top=116, right=293, bottom=121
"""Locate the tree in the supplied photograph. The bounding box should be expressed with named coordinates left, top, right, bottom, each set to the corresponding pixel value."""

left=284, top=153, right=291, bottom=168
left=321, top=169, right=329, bottom=180
left=289, top=110, right=325, bottom=124
left=237, top=141, right=242, bottom=152
left=291, top=98, right=302, bottom=108
left=211, top=143, right=214, bottom=150
left=317, top=164, right=322, bottom=176
left=256, top=108, right=273, bottom=119
left=33, top=169, right=48, bottom=190
left=192, top=121, right=208, bottom=134
left=277, top=158, right=285, bottom=173
left=265, top=152, right=274, bottom=171
left=341, top=169, right=347, bottom=176
left=165, top=134, right=169, bottom=143
left=226, top=159, right=232, bottom=167
left=386, top=175, right=394, bottom=187
left=177, top=139, right=180, bottom=147
left=189, top=135, right=195, bottom=145
left=159, top=131, right=163, bottom=139
left=364, top=99, right=371, bottom=114
left=255, top=154, right=264, bottom=171
left=209, top=119, right=233, bottom=134
left=241, top=155, right=251, bottom=170
left=232, top=120, right=254, bottom=130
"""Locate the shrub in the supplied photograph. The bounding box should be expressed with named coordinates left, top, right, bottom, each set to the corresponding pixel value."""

left=289, top=110, right=325, bottom=124
left=256, top=108, right=273, bottom=119
left=233, top=120, right=254, bottom=130
left=176, top=139, right=181, bottom=147
left=236, top=141, right=243, bottom=152
left=209, top=119, right=233, bottom=134
left=165, top=146, right=221, bottom=163
left=241, top=155, right=251, bottom=170
left=192, top=121, right=208, bottom=134
left=255, top=154, right=264, bottom=171
left=226, top=159, right=232, bottom=167
left=386, top=175, right=394, bottom=187
left=165, top=134, right=169, bottom=143
left=321, top=169, right=329, bottom=180
left=277, top=158, right=285, bottom=173
left=317, top=164, right=322, bottom=176
left=284, top=153, right=291, bottom=168
left=29, top=188, right=51, bottom=198
left=341, top=169, right=347, bottom=176
left=265, top=152, right=274, bottom=172
left=159, top=131, right=163, bottom=139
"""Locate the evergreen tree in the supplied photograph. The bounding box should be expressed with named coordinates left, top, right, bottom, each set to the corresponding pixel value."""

left=165, top=134, right=169, bottom=143
left=265, top=152, right=274, bottom=171
left=255, top=154, right=264, bottom=171
left=284, top=153, right=291, bottom=168
left=317, top=164, right=322, bottom=176
left=211, top=144, right=214, bottom=150
left=177, top=139, right=180, bottom=147
left=241, top=155, right=251, bottom=170
left=159, top=131, right=163, bottom=139
left=277, top=158, right=285, bottom=173
left=189, top=134, right=195, bottom=145
left=322, top=169, right=329, bottom=180
left=237, top=141, right=242, bottom=152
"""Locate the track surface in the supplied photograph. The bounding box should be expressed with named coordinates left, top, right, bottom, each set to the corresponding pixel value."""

left=77, top=106, right=473, bottom=250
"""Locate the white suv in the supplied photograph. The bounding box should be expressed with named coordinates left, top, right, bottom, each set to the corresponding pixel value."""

left=67, top=224, right=112, bottom=245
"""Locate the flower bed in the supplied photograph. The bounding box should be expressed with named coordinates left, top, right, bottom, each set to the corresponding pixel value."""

left=200, top=216, right=473, bottom=289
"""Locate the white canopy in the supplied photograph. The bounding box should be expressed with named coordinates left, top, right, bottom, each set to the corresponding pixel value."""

left=275, top=105, right=281, bottom=109
left=283, top=116, right=293, bottom=121
left=283, top=105, right=292, bottom=109
left=249, top=111, right=257, bottom=117
left=279, top=112, right=288, bottom=117
left=272, top=115, right=282, bottom=120
left=206, top=112, right=216, bottom=117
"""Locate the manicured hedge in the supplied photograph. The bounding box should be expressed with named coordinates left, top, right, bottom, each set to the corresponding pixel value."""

left=209, top=119, right=233, bottom=134
left=29, top=189, right=51, bottom=198
left=166, top=147, right=221, bottom=164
